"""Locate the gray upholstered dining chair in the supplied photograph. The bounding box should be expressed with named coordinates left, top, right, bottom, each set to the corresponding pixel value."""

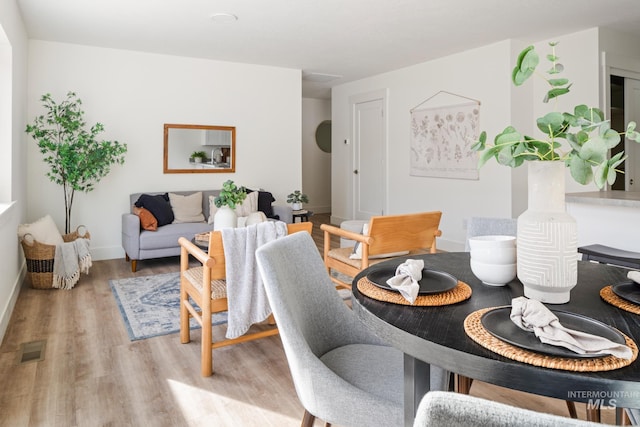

left=255, top=231, right=404, bottom=427
left=413, top=391, right=604, bottom=427
left=464, top=216, right=517, bottom=251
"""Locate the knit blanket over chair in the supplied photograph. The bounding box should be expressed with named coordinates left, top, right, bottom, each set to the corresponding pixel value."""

left=221, top=221, right=288, bottom=339
left=53, top=238, right=92, bottom=290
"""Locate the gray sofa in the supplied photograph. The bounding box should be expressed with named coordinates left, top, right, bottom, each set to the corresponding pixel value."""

left=122, top=189, right=292, bottom=272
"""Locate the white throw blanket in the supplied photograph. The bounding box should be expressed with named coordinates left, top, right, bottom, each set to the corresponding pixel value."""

left=221, top=221, right=288, bottom=339
left=510, top=296, right=632, bottom=359
left=386, top=259, right=424, bottom=304
left=53, top=238, right=92, bottom=290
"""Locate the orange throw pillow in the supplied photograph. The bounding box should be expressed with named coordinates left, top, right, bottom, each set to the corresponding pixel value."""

left=133, top=206, right=158, bottom=231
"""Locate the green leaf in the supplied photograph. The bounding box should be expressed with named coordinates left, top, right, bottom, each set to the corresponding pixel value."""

left=536, top=112, right=565, bottom=136
left=512, top=46, right=539, bottom=86
left=477, top=146, right=500, bottom=168
left=568, top=155, right=593, bottom=185
left=471, top=131, right=487, bottom=151
left=547, top=63, right=564, bottom=74
left=543, top=85, right=571, bottom=103
left=548, top=78, right=569, bottom=87
left=600, top=125, right=621, bottom=149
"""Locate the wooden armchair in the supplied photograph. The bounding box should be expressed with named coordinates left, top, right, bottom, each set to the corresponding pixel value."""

left=178, top=221, right=313, bottom=376
left=321, top=211, right=442, bottom=290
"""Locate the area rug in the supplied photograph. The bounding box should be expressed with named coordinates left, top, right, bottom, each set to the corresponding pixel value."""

left=109, top=272, right=228, bottom=341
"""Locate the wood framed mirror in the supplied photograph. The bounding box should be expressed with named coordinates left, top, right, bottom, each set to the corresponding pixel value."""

left=163, top=124, right=236, bottom=173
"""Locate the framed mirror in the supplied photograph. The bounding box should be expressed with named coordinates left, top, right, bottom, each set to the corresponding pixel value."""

left=163, top=123, right=236, bottom=173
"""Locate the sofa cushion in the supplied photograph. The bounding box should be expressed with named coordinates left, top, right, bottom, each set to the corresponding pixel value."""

left=133, top=206, right=158, bottom=231
left=235, top=191, right=259, bottom=217
left=169, top=192, right=205, bottom=223
left=135, top=193, right=174, bottom=226
left=139, top=222, right=212, bottom=250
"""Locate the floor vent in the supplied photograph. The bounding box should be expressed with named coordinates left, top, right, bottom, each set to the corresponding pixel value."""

left=17, top=340, right=46, bottom=365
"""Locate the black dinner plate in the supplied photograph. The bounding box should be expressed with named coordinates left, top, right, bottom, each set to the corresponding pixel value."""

left=366, top=266, right=458, bottom=295
left=481, top=307, right=625, bottom=359
left=612, top=282, right=640, bottom=305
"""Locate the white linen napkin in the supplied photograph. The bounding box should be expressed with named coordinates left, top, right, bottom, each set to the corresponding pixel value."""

left=628, top=270, right=640, bottom=285
left=386, top=259, right=424, bottom=304
left=509, top=296, right=632, bottom=359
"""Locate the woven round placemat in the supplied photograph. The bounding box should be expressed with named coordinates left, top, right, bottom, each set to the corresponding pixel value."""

left=600, top=286, right=640, bottom=315
left=464, top=307, right=638, bottom=372
left=356, top=277, right=472, bottom=306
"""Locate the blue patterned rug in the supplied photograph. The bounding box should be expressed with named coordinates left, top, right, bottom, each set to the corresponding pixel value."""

left=109, top=272, right=228, bottom=341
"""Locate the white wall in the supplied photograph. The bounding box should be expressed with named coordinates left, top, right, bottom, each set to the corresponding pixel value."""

left=302, top=98, right=331, bottom=213
left=26, top=41, right=302, bottom=260
left=332, top=40, right=515, bottom=251
left=331, top=28, right=615, bottom=251
left=0, top=1, right=28, bottom=343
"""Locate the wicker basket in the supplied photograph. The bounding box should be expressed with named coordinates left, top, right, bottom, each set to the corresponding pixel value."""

left=20, top=226, right=90, bottom=289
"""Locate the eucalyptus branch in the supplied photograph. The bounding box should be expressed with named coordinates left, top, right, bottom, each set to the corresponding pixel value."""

left=472, top=42, right=640, bottom=189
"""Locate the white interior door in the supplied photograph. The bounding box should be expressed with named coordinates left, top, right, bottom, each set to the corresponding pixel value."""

left=625, top=77, right=640, bottom=190
left=353, top=98, right=385, bottom=220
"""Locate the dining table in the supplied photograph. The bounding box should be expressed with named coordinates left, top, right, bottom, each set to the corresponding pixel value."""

left=351, top=252, right=640, bottom=427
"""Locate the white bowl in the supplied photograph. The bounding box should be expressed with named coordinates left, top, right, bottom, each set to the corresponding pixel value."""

left=470, top=259, right=517, bottom=286
left=470, top=247, right=517, bottom=264
left=468, top=235, right=516, bottom=250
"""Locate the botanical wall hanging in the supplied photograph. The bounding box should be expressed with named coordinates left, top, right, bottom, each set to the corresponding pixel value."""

left=26, top=91, right=128, bottom=233
left=410, top=91, right=480, bottom=180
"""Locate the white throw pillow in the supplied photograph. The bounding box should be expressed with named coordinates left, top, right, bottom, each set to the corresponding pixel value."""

left=349, top=223, right=410, bottom=260
left=234, top=191, right=259, bottom=217
left=17, top=214, right=64, bottom=245
left=169, top=192, right=205, bottom=223
left=237, top=211, right=268, bottom=228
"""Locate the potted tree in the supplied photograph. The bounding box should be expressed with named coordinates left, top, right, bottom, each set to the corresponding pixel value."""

left=472, top=42, right=640, bottom=303
left=25, top=91, right=128, bottom=234
left=213, top=180, right=247, bottom=230
left=286, top=190, right=309, bottom=211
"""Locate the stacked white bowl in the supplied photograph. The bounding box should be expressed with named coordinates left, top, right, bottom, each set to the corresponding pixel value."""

left=468, top=235, right=517, bottom=286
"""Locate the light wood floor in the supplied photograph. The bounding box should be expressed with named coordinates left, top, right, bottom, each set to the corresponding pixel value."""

left=0, top=213, right=615, bottom=426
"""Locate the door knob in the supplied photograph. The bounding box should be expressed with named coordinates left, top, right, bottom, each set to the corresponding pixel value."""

left=353, top=169, right=359, bottom=175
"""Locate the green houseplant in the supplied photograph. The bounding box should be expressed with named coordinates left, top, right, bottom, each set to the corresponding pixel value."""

left=213, top=180, right=247, bottom=230
left=286, top=190, right=309, bottom=210
left=25, top=91, right=128, bottom=234
left=472, top=42, right=640, bottom=188
left=214, top=180, right=247, bottom=209
left=191, top=151, right=207, bottom=163
left=471, top=42, right=640, bottom=303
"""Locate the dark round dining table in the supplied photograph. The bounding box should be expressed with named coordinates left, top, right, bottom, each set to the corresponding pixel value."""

left=351, top=252, right=640, bottom=426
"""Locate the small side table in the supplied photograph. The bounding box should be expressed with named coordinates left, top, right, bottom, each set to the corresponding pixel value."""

left=292, top=210, right=313, bottom=223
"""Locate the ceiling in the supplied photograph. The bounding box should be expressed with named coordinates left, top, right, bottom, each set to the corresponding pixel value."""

left=16, top=0, right=640, bottom=99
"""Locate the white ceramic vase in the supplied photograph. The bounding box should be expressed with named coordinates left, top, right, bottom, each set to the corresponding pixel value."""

left=517, top=161, right=579, bottom=304
left=291, top=202, right=302, bottom=211
left=213, top=205, right=237, bottom=230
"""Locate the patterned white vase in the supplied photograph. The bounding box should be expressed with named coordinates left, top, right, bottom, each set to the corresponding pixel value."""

left=517, top=161, right=579, bottom=304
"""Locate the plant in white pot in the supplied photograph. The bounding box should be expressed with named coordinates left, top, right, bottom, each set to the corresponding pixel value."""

left=286, top=190, right=309, bottom=211
left=25, top=91, right=128, bottom=234
left=472, top=42, right=640, bottom=303
left=213, top=180, right=247, bottom=230
left=191, top=151, right=207, bottom=163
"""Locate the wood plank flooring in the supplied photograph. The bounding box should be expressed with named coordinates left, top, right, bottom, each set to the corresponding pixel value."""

left=0, top=213, right=615, bottom=426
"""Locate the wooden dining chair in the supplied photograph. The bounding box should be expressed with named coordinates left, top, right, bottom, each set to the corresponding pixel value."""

left=321, top=211, right=442, bottom=289
left=178, top=221, right=313, bottom=376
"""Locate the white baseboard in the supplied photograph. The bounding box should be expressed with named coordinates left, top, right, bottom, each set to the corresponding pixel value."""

left=91, top=245, right=125, bottom=261
left=0, top=264, right=25, bottom=345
